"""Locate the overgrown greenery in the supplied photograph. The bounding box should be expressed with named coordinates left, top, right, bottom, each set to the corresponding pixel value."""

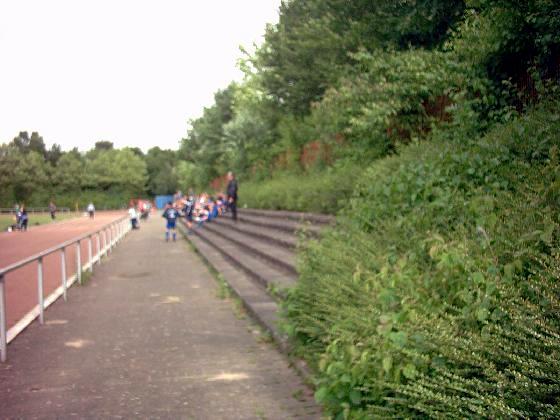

left=239, top=163, right=360, bottom=214
left=285, top=97, right=560, bottom=418
left=2, top=1, right=559, bottom=416
left=177, top=1, right=560, bottom=417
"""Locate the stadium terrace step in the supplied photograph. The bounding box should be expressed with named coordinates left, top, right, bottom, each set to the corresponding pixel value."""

left=239, top=208, right=334, bottom=225
left=181, top=208, right=330, bottom=373
left=203, top=221, right=297, bottom=275
left=187, top=223, right=297, bottom=297
left=236, top=213, right=324, bottom=237
left=182, top=231, right=287, bottom=344
left=213, top=217, right=297, bottom=250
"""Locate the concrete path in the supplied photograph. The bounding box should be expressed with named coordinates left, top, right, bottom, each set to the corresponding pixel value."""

left=0, top=217, right=320, bottom=419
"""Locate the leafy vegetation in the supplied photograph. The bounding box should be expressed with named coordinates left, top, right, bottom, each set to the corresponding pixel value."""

left=177, top=1, right=560, bottom=418
left=285, top=98, right=560, bottom=418
left=239, top=163, right=360, bottom=214
left=2, top=1, right=559, bottom=416
left=0, top=137, right=149, bottom=208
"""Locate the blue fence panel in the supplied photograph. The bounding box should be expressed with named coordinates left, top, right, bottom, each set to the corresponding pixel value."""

left=155, top=195, right=174, bottom=209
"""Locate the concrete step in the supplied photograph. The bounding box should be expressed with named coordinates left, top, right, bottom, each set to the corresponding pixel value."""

left=240, top=208, right=334, bottom=225
left=203, top=221, right=297, bottom=275
left=236, top=213, right=324, bottom=237
left=187, top=223, right=297, bottom=298
left=213, top=217, right=297, bottom=250
left=178, top=225, right=287, bottom=347
left=179, top=225, right=313, bottom=380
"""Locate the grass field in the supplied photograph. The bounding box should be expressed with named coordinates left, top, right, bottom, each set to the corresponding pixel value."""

left=0, top=212, right=78, bottom=232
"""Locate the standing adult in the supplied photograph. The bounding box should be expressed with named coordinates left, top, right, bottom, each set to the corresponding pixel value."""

left=49, top=201, right=57, bottom=220
left=226, top=171, right=238, bottom=222
left=87, top=202, right=95, bottom=219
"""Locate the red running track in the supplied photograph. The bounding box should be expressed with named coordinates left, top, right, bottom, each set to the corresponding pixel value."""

left=0, top=212, right=126, bottom=330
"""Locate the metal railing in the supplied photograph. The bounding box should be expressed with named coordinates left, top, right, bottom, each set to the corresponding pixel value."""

left=0, top=215, right=131, bottom=362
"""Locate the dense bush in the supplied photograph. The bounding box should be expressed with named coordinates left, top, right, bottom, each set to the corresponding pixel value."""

left=284, top=99, right=560, bottom=418
left=310, top=49, right=465, bottom=160
left=23, top=190, right=134, bottom=210
left=238, top=163, right=361, bottom=214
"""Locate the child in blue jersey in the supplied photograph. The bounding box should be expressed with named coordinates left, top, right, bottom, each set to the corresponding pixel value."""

left=162, top=202, right=179, bottom=242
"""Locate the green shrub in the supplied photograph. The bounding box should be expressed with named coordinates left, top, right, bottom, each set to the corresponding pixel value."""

left=238, top=162, right=361, bottom=214
left=284, top=99, right=560, bottom=418
left=27, top=190, right=137, bottom=210
left=309, top=48, right=485, bottom=161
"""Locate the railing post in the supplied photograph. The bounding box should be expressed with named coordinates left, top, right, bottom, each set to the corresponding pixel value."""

left=108, top=228, right=113, bottom=252
left=61, top=248, right=67, bottom=301
left=38, top=257, right=44, bottom=324
left=96, top=234, right=101, bottom=263
left=88, top=236, right=93, bottom=273
left=0, top=274, right=7, bottom=362
left=76, top=241, right=82, bottom=284
left=102, top=230, right=108, bottom=256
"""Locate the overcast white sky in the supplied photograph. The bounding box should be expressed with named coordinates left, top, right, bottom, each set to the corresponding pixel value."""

left=0, top=0, right=280, bottom=152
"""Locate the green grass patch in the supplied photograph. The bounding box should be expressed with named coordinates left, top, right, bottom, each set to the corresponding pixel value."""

left=0, top=212, right=78, bottom=232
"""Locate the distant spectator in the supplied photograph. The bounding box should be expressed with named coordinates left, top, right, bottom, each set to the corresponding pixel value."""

left=216, top=194, right=226, bottom=216
left=19, top=206, right=28, bottom=231
left=87, top=202, right=95, bottom=219
left=209, top=197, right=219, bottom=220
left=226, top=171, right=238, bottom=222
left=14, top=204, right=21, bottom=229
left=140, top=201, right=151, bottom=220
left=49, top=201, right=57, bottom=220
left=128, top=205, right=139, bottom=229
left=183, top=195, right=194, bottom=229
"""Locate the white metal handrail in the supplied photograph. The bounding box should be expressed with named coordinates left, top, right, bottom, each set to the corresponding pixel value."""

left=0, top=215, right=131, bottom=362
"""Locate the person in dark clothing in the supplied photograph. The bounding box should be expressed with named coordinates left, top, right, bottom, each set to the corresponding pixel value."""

left=19, top=206, right=28, bottom=231
left=226, top=171, right=238, bottom=222
left=183, top=195, right=194, bottom=229
left=49, top=201, right=57, bottom=220
left=162, top=201, right=179, bottom=242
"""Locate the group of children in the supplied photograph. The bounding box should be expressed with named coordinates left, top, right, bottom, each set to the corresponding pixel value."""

left=10, top=205, right=29, bottom=232
left=161, top=193, right=230, bottom=242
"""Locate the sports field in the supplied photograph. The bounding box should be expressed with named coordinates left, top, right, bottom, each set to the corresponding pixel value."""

left=0, top=212, right=78, bottom=231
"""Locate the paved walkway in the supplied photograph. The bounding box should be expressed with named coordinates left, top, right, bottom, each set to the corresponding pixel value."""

left=0, top=217, right=319, bottom=419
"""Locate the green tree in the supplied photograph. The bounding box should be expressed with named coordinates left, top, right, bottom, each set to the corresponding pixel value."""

left=94, top=140, right=114, bottom=151
left=11, top=151, right=50, bottom=202
left=84, top=149, right=147, bottom=195
left=53, top=150, right=84, bottom=192
left=180, top=83, right=236, bottom=187
left=254, top=0, right=465, bottom=116
left=145, top=147, right=179, bottom=195
left=46, top=143, right=63, bottom=166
